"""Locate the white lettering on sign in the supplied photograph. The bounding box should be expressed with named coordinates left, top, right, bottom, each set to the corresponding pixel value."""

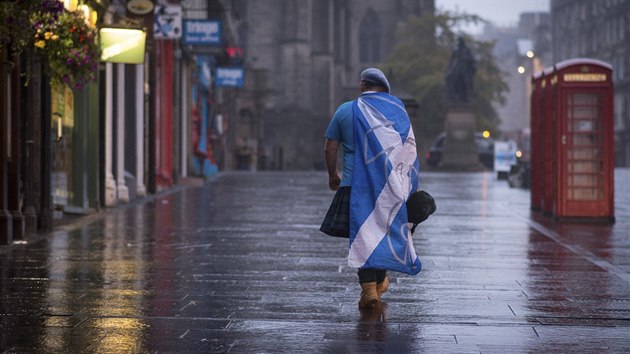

left=218, top=69, right=242, bottom=79
left=102, top=36, right=143, bottom=60
left=187, top=22, right=219, bottom=33
left=216, top=68, right=243, bottom=87
left=563, top=73, right=607, bottom=82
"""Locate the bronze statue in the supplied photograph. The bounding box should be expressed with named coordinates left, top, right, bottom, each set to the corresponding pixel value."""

left=445, top=37, right=476, bottom=106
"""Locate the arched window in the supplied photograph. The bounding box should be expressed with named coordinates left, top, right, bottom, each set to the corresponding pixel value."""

left=359, top=9, right=381, bottom=63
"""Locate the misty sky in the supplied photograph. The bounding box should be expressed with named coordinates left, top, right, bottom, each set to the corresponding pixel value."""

left=436, top=0, right=550, bottom=34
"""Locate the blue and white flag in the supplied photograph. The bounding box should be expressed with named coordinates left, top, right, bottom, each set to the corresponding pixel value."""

left=349, top=92, right=422, bottom=275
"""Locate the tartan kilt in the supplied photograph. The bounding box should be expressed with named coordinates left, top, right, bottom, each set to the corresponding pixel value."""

left=320, top=187, right=350, bottom=238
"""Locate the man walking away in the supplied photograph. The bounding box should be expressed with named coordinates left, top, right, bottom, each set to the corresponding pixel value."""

left=321, top=68, right=422, bottom=309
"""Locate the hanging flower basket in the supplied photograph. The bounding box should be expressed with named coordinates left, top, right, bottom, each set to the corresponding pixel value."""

left=0, top=0, right=101, bottom=90
left=32, top=4, right=101, bottom=89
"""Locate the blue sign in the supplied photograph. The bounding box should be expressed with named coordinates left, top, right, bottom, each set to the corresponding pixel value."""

left=183, top=20, right=221, bottom=45
left=215, top=67, right=244, bottom=88
left=196, top=56, right=214, bottom=90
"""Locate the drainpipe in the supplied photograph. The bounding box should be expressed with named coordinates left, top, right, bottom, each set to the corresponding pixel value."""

left=8, top=54, right=24, bottom=239
left=40, top=70, right=52, bottom=230
left=0, top=55, right=13, bottom=243
left=22, top=52, right=40, bottom=235
left=180, top=59, right=188, bottom=177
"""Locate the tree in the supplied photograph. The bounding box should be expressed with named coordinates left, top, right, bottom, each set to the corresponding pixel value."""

left=383, top=11, right=508, bottom=146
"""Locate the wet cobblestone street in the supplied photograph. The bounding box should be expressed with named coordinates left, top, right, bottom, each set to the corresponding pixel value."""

left=2, top=170, right=630, bottom=353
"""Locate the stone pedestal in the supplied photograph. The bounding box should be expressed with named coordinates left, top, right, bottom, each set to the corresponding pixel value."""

left=442, top=108, right=483, bottom=171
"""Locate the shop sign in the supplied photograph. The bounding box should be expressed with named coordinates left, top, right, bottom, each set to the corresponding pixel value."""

left=215, top=67, right=244, bottom=88
left=563, top=73, right=607, bottom=82
left=100, top=28, right=147, bottom=64
left=226, top=46, right=244, bottom=65
left=196, top=56, right=214, bottom=89
left=127, top=0, right=154, bottom=15
left=183, top=20, right=221, bottom=45
left=154, top=4, right=182, bottom=39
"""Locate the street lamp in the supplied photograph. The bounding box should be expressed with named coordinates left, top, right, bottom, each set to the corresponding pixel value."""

left=517, top=65, right=526, bottom=74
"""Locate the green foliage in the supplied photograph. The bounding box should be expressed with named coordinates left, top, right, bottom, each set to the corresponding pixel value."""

left=0, top=1, right=37, bottom=54
left=383, top=11, right=508, bottom=144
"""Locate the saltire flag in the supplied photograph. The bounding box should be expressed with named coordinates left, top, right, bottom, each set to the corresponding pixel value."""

left=348, top=92, right=422, bottom=275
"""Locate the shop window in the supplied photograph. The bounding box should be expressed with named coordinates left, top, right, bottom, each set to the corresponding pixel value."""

left=359, top=8, right=381, bottom=63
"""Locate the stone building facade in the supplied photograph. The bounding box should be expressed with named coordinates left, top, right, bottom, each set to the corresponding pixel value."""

left=233, top=0, right=434, bottom=170
left=551, top=0, right=630, bottom=166
left=479, top=12, right=551, bottom=137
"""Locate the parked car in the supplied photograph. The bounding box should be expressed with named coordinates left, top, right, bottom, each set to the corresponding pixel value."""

left=507, top=131, right=531, bottom=188
left=507, top=158, right=531, bottom=189
left=425, top=132, right=495, bottom=170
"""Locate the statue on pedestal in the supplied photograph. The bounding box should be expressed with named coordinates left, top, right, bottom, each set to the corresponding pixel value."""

left=445, top=37, right=476, bottom=106
left=442, top=37, right=483, bottom=170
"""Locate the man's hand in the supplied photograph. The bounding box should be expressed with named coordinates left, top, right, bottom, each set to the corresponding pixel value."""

left=324, top=139, right=341, bottom=191
left=328, top=173, right=341, bottom=191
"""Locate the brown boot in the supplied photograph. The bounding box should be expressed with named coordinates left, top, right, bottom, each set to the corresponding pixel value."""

left=358, top=282, right=379, bottom=308
left=376, top=276, right=389, bottom=300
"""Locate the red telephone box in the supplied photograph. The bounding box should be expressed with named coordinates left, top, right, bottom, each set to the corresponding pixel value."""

left=542, top=70, right=556, bottom=215
left=530, top=72, right=544, bottom=210
left=549, top=59, right=614, bottom=220
left=531, top=68, right=556, bottom=214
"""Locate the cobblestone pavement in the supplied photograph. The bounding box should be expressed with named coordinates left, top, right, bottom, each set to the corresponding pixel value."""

left=1, top=170, right=630, bottom=353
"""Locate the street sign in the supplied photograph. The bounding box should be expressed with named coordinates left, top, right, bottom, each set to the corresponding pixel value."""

left=183, top=20, right=222, bottom=45
left=215, top=67, right=244, bottom=88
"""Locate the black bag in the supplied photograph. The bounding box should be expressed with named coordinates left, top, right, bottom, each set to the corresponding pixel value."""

left=406, top=190, right=436, bottom=231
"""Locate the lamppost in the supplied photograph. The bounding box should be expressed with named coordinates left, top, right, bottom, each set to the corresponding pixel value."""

left=518, top=49, right=543, bottom=129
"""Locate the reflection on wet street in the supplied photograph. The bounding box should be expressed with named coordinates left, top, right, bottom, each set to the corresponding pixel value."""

left=2, top=170, right=630, bottom=352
